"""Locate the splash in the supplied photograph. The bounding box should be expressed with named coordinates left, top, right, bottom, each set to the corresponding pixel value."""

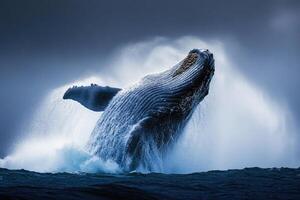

left=0, top=37, right=298, bottom=173
left=0, top=77, right=120, bottom=173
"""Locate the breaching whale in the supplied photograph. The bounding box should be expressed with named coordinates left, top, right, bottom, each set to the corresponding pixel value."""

left=63, top=49, right=215, bottom=171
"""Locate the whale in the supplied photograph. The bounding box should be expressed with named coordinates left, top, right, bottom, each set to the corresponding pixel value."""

left=63, top=49, right=215, bottom=171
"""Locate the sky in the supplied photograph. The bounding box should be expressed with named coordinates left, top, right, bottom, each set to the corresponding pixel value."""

left=0, top=0, right=299, bottom=157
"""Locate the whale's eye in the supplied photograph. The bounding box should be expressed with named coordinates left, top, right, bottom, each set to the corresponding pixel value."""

left=173, top=53, right=198, bottom=77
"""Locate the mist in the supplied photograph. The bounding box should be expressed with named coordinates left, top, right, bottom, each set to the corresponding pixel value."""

left=1, top=37, right=298, bottom=173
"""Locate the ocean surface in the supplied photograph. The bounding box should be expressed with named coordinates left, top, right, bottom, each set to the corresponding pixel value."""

left=1, top=167, right=300, bottom=200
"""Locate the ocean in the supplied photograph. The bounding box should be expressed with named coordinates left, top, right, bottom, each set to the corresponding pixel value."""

left=1, top=167, right=300, bottom=200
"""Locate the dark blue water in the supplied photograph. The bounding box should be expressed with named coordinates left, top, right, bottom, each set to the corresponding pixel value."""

left=1, top=167, right=300, bottom=200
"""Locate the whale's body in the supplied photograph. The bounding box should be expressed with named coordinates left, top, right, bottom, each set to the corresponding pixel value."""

left=64, top=49, right=215, bottom=171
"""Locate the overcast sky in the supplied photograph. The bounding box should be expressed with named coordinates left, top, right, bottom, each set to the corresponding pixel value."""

left=0, top=0, right=299, bottom=157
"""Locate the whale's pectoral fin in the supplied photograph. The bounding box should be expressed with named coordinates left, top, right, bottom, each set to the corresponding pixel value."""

left=63, top=84, right=121, bottom=112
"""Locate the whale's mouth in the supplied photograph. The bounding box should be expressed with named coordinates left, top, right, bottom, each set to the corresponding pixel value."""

left=173, top=52, right=198, bottom=77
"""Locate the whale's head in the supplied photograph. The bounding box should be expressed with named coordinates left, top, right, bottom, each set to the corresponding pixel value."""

left=165, top=49, right=215, bottom=117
